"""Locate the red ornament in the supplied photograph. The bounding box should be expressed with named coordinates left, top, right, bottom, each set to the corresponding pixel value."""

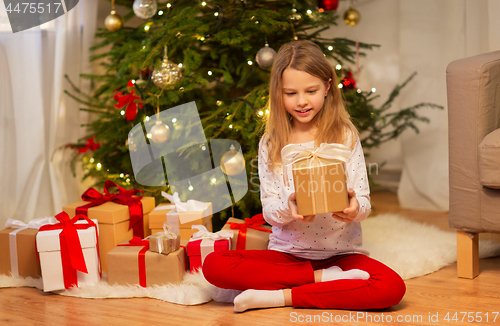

left=78, top=136, right=100, bottom=153
left=341, top=71, right=356, bottom=90
left=318, top=0, right=338, bottom=11
left=114, top=80, right=143, bottom=121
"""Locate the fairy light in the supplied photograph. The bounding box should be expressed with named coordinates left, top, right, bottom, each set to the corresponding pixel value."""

left=265, top=109, right=269, bottom=115
left=258, top=110, right=264, bottom=116
left=188, top=185, right=194, bottom=191
left=216, top=100, right=223, bottom=106
left=145, top=116, right=150, bottom=121
left=144, top=25, right=150, bottom=31
left=307, top=9, right=312, bottom=15
left=172, top=118, right=177, bottom=123
left=178, top=63, right=183, bottom=68
left=158, top=10, right=163, bottom=15
left=336, top=64, right=342, bottom=70
left=229, top=124, right=233, bottom=129
left=247, top=60, right=253, bottom=65
left=120, top=173, right=124, bottom=178
left=200, top=36, right=205, bottom=41
left=120, top=110, right=125, bottom=115
left=211, top=177, right=217, bottom=183
left=208, top=70, right=212, bottom=76
left=166, top=3, right=171, bottom=8
left=338, top=83, right=343, bottom=89
left=126, top=178, right=130, bottom=183
left=147, top=133, right=152, bottom=138
left=214, top=12, right=219, bottom=17
left=371, top=87, right=377, bottom=93
left=328, top=46, right=333, bottom=51
left=131, top=79, right=136, bottom=84
left=201, top=1, right=206, bottom=6
left=90, top=158, right=94, bottom=163
left=201, top=145, right=206, bottom=151
left=357, top=89, right=362, bottom=93
left=96, top=163, right=102, bottom=171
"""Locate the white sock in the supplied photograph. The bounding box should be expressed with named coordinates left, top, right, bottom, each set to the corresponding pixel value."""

left=233, top=289, right=285, bottom=313
left=321, top=265, right=370, bottom=282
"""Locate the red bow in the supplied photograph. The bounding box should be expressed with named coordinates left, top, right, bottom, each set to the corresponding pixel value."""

left=76, top=180, right=145, bottom=238
left=38, top=212, right=101, bottom=289
left=114, top=80, right=143, bottom=121
left=118, top=236, right=149, bottom=287
left=78, top=136, right=100, bottom=153
left=228, top=213, right=272, bottom=251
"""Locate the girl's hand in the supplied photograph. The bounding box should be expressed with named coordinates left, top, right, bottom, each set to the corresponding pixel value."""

left=332, top=188, right=359, bottom=223
left=288, top=193, right=315, bottom=223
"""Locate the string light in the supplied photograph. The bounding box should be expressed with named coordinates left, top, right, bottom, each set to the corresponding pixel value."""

left=158, top=10, right=163, bottom=15
left=178, top=63, right=183, bottom=68
left=166, top=3, right=171, bottom=8
left=258, top=110, right=264, bottom=116
left=147, top=133, right=152, bottom=138
left=229, top=124, right=233, bottom=129
left=328, top=46, right=333, bottom=51
left=201, top=145, right=206, bottom=151
left=120, top=173, right=124, bottom=178
left=172, top=118, right=177, bottom=123
left=247, top=60, right=253, bottom=65
left=336, top=64, right=342, bottom=70
left=214, top=12, right=219, bottom=17
left=338, top=83, right=343, bottom=89
left=208, top=70, right=212, bottom=75
left=211, top=177, right=217, bottom=183
left=307, top=9, right=312, bottom=15
left=144, top=25, right=150, bottom=31
left=96, top=163, right=102, bottom=171
left=357, top=89, right=362, bottom=93
left=120, top=110, right=125, bottom=115
left=90, top=158, right=95, bottom=163
left=145, top=116, right=150, bottom=121
left=216, top=100, right=223, bottom=106
left=371, top=87, right=377, bottom=93
left=131, top=79, right=136, bottom=84
left=188, top=184, right=194, bottom=191
left=201, top=1, right=206, bottom=6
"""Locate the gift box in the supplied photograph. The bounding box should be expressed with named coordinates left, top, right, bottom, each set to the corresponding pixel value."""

left=222, top=214, right=272, bottom=250
left=282, top=143, right=351, bottom=216
left=0, top=217, right=53, bottom=278
left=149, top=193, right=213, bottom=245
left=107, top=237, right=186, bottom=287
left=148, top=223, right=181, bottom=255
left=63, top=180, right=155, bottom=273
left=186, top=225, right=232, bottom=273
left=36, top=213, right=100, bottom=292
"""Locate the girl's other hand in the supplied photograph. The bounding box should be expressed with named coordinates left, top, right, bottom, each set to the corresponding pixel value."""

left=288, top=193, right=315, bottom=223
left=332, top=188, right=359, bottom=223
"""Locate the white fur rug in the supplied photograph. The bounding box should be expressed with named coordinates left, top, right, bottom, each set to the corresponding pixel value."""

left=2, top=214, right=500, bottom=305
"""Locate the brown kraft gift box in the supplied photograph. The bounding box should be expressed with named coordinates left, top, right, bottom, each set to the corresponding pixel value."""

left=221, top=217, right=271, bottom=250
left=0, top=228, right=41, bottom=278
left=107, top=241, right=186, bottom=286
left=149, top=203, right=212, bottom=245
left=63, top=197, right=155, bottom=273
left=293, top=160, right=349, bottom=216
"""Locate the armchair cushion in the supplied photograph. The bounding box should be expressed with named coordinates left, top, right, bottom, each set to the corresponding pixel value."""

left=479, top=128, right=500, bottom=189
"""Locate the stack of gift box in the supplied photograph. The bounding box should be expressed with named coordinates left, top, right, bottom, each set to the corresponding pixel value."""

left=0, top=181, right=274, bottom=292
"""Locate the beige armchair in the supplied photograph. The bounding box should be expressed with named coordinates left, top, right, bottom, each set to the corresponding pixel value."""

left=447, top=51, right=500, bottom=279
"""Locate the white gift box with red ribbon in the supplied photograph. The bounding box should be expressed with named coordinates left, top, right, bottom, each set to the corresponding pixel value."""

left=186, top=225, right=232, bottom=273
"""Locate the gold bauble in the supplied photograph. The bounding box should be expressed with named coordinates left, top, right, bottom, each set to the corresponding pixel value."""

left=105, top=10, right=124, bottom=32
left=220, top=145, right=246, bottom=176
left=343, top=7, right=361, bottom=26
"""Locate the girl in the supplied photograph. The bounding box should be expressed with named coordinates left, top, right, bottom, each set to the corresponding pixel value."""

left=203, top=40, right=405, bottom=312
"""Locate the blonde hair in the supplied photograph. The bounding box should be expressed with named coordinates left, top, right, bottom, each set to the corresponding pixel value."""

left=263, top=40, right=358, bottom=171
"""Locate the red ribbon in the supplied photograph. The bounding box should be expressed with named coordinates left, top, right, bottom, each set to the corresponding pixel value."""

left=114, top=80, right=143, bottom=121
left=118, top=236, right=149, bottom=287
left=77, top=136, right=100, bottom=153
left=38, top=212, right=101, bottom=289
left=228, top=213, right=272, bottom=251
left=76, top=180, right=145, bottom=238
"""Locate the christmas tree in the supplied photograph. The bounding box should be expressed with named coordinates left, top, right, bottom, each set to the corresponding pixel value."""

left=66, top=0, right=441, bottom=226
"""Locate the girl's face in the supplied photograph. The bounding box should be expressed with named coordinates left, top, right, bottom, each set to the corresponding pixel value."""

left=282, top=67, right=331, bottom=130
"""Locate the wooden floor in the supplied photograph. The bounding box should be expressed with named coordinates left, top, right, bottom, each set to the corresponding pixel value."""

left=1, top=190, right=500, bottom=326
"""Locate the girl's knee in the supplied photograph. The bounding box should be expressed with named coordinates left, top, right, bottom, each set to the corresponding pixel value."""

left=201, top=250, right=230, bottom=286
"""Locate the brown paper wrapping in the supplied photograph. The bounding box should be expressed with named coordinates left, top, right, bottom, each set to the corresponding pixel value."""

left=107, top=243, right=185, bottom=286
left=292, top=160, right=348, bottom=216
left=149, top=203, right=213, bottom=243
left=62, top=196, right=155, bottom=273
left=221, top=218, right=271, bottom=250
left=0, top=228, right=41, bottom=278
left=149, top=233, right=181, bottom=255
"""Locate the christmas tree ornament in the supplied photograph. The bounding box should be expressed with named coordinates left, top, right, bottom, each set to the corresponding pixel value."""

left=105, top=1, right=123, bottom=32
left=289, top=4, right=302, bottom=21
left=318, top=0, right=338, bottom=11
left=114, top=80, right=143, bottom=121
left=256, top=43, right=277, bottom=69
left=340, top=70, right=356, bottom=90
left=78, top=136, right=100, bottom=153
left=152, top=47, right=183, bottom=88
left=220, top=145, right=246, bottom=176
left=133, top=0, right=158, bottom=19
left=344, top=6, right=361, bottom=26
left=150, top=121, right=171, bottom=143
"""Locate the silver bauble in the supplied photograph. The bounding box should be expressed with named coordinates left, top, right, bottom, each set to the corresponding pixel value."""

left=256, top=44, right=277, bottom=69
left=133, top=0, right=158, bottom=19
left=150, top=121, right=171, bottom=143
left=152, top=55, right=183, bottom=88
left=220, top=145, right=246, bottom=176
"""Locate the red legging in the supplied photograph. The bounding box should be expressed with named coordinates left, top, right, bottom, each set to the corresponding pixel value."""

left=202, top=249, right=406, bottom=310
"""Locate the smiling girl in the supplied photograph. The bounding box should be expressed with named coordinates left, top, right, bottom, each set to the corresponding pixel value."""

left=203, top=40, right=406, bottom=312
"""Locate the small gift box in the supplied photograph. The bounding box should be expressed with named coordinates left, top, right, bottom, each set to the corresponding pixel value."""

left=148, top=223, right=181, bottom=255
left=149, top=192, right=213, bottom=245
left=222, top=214, right=272, bottom=250
left=36, top=212, right=100, bottom=292
left=107, top=237, right=186, bottom=287
left=282, top=143, right=351, bottom=216
left=63, top=180, right=155, bottom=273
left=0, top=217, right=54, bottom=278
left=186, top=225, right=232, bottom=273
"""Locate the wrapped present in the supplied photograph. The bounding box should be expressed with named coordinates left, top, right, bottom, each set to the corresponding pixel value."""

left=63, top=180, right=155, bottom=273
left=186, top=225, right=232, bottom=273
left=149, top=192, right=212, bottom=245
left=0, top=217, right=54, bottom=278
left=282, top=143, right=351, bottom=216
left=107, top=237, right=186, bottom=287
left=148, top=222, right=180, bottom=255
left=36, top=212, right=100, bottom=292
left=222, top=214, right=272, bottom=250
